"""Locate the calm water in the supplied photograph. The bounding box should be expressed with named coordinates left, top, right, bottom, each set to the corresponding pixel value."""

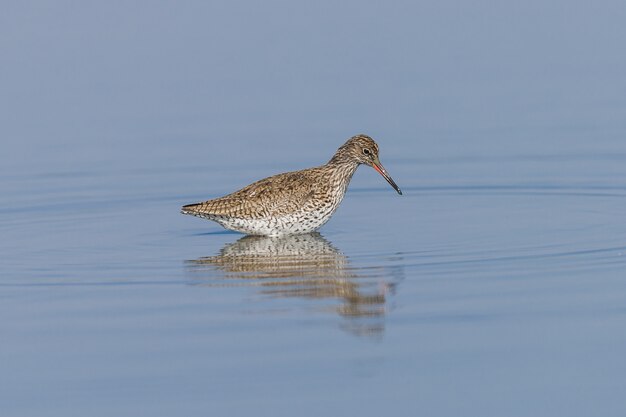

left=2, top=2, right=626, bottom=416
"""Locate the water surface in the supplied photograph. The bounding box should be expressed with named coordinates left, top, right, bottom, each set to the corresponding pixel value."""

left=2, top=2, right=626, bottom=416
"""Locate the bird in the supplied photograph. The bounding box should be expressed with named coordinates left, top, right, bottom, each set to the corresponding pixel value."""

left=181, top=134, right=402, bottom=236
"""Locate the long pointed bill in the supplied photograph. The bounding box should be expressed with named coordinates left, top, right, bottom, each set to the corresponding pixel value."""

left=372, top=160, right=402, bottom=195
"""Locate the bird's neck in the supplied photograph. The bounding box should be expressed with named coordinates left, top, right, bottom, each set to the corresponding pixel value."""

left=325, top=157, right=360, bottom=185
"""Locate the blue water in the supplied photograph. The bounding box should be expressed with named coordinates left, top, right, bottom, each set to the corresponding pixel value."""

left=2, top=2, right=626, bottom=416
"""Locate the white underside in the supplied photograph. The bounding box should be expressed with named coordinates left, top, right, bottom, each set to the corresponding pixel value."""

left=210, top=211, right=335, bottom=237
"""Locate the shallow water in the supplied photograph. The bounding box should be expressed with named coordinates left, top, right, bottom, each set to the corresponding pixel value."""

left=3, top=2, right=626, bottom=417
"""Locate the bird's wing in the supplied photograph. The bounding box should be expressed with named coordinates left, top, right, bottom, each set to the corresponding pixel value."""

left=182, top=168, right=321, bottom=219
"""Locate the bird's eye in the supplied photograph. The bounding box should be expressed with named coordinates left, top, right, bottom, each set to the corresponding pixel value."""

left=363, top=148, right=371, bottom=156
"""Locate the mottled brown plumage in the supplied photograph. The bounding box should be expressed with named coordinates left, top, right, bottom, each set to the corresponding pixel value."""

left=181, top=134, right=402, bottom=236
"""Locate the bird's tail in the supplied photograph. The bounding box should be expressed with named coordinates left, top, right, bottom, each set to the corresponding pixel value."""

left=181, top=203, right=200, bottom=215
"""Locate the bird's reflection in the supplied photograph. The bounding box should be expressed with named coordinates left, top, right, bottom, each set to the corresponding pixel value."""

left=187, top=233, right=400, bottom=338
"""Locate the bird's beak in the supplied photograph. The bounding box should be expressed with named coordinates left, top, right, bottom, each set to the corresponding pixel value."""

left=372, top=158, right=402, bottom=195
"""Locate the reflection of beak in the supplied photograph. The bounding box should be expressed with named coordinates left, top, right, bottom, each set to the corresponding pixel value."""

left=372, top=159, right=402, bottom=195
